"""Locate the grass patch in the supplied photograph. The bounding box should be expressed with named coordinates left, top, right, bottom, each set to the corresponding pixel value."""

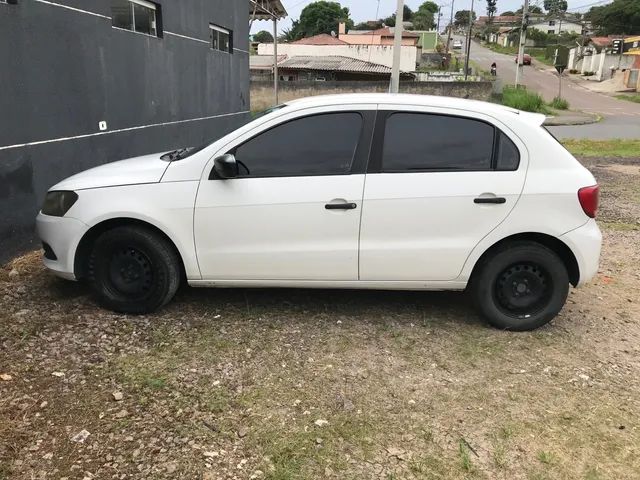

left=549, top=96, right=569, bottom=110
left=561, top=139, right=640, bottom=158
left=614, top=94, right=640, bottom=104
left=600, top=221, right=640, bottom=232
left=485, top=43, right=518, bottom=55
left=501, top=86, right=549, bottom=113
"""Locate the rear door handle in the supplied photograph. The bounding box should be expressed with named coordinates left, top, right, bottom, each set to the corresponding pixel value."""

left=325, top=203, right=357, bottom=210
left=474, top=197, right=506, bottom=204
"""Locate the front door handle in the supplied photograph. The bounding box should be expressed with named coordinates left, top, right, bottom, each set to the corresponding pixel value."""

left=325, top=202, right=357, bottom=210
left=474, top=197, right=506, bottom=204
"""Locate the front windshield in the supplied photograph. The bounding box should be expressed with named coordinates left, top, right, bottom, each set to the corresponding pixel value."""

left=161, top=104, right=287, bottom=161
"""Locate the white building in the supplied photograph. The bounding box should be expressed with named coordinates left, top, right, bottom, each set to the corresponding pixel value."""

left=529, top=18, right=583, bottom=35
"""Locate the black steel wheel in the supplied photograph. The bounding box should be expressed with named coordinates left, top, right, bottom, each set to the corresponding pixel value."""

left=470, top=242, right=569, bottom=331
left=89, top=226, right=181, bottom=314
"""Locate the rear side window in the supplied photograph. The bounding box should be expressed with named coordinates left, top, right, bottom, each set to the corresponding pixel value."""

left=495, top=131, right=520, bottom=171
left=382, top=113, right=495, bottom=172
left=233, top=113, right=363, bottom=177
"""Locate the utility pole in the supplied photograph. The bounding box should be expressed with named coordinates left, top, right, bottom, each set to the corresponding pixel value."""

left=463, top=0, right=475, bottom=80
left=390, top=0, right=404, bottom=93
left=515, top=0, right=529, bottom=86
left=436, top=6, right=442, bottom=33
left=273, top=17, right=279, bottom=104
left=445, top=0, right=455, bottom=54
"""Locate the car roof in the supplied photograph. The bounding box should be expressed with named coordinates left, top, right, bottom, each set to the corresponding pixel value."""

left=284, top=93, right=546, bottom=127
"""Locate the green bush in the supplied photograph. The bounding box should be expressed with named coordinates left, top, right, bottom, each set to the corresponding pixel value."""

left=583, top=71, right=595, bottom=76
left=569, top=69, right=579, bottom=74
left=549, top=96, right=569, bottom=110
left=501, top=86, right=548, bottom=113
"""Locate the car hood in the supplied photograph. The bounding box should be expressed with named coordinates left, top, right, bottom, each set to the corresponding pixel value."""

left=51, top=153, right=171, bottom=191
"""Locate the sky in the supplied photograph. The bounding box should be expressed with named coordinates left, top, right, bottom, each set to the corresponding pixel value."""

left=250, top=0, right=611, bottom=34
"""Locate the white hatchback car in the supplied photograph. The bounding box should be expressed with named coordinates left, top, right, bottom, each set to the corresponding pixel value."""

left=37, top=94, right=601, bottom=331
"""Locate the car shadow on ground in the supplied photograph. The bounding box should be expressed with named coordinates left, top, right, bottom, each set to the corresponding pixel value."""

left=45, top=274, right=484, bottom=329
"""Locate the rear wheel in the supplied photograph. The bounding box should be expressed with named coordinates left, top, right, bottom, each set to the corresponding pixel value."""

left=471, top=242, right=569, bottom=331
left=88, top=226, right=180, bottom=314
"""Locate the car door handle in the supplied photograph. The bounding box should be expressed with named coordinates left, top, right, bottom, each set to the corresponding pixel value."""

left=474, top=197, right=506, bottom=204
left=325, top=203, right=357, bottom=210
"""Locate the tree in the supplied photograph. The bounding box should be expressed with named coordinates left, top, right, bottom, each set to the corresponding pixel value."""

left=382, top=5, right=413, bottom=26
left=290, top=1, right=353, bottom=40
left=353, top=20, right=383, bottom=30
left=412, top=1, right=439, bottom=30
left=501, top=10, right=516, bottom=15
left=586, top=0, right=640, bottom=35
left=543, top=0, right=568, bottom=14
left=516, top=5, right=543, bottom=14
left=486, top=0, right=497, bottom=19
left=253, top=30, right=273, bottom=43
left=454, top=10, right=476, bottom=28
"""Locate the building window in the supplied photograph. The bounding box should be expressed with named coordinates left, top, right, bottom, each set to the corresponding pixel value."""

left=548, top=21, right=556, bottom=26
left=548, top=29, right=555, bottom=34
left=210, top=24, right=232, bottom=53
left=111, top=0, right=160, bottom=37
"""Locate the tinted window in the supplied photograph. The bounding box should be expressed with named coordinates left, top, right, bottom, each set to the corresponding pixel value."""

left=233, top=113, right=362, bottom=177
left=382, top=113, right=494, bottom=171
left=496, top=131, right=520, bottom=170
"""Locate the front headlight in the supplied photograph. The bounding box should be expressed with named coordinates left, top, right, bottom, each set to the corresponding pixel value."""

left=41, top=191, right=78, bottom=217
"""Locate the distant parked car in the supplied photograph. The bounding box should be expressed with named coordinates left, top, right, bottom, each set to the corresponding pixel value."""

left=453, top=40, right=463, bottom=49
left=515, top=53, right=532, bottom=65
left=37, top=94, right=601, bottom=331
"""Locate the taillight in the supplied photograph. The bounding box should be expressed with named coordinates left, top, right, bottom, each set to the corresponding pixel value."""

left=578, top=185, right=599, bottom=218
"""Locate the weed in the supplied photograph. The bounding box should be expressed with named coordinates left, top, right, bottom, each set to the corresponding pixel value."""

left=537, top=450, right=556, bottom=465
left=502, top=86, right=548, bottom=113
left=549, top=96, right=569, bottom=110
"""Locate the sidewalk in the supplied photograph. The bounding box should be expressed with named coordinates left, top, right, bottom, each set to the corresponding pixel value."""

left=544, top=109, right=600, bottom=126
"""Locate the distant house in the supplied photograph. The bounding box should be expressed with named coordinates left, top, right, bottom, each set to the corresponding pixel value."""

left=529, top=17, right=583, bottom=35
left=475, top=15, right=520, bottom=27
left=413, top=31, right=439, bottom=52
left=338, top=22, right=420, bottom=46
left=250, top=54, right=287, bottom=80
left=276, top=55, right=415, bottom=81
left=258, top=32, right=418, bottom=71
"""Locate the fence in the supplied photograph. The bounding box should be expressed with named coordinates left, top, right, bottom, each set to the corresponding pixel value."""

left=250, top=80, right=494, bottom=111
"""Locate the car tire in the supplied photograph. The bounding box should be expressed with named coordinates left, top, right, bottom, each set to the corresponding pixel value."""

left=470, top=242, right=569, bottom=331
left=88, top=226, right=181, bottom=314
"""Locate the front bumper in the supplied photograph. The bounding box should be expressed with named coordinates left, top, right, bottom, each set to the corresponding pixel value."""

left=560, top=219, right=602, bottom=286
left=36, top=213, right=89, bottom=280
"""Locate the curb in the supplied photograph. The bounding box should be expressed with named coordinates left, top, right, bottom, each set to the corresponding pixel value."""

left=544, top=111, right=601, bottom=126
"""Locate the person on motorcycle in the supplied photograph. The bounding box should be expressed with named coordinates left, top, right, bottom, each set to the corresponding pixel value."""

left=490, top=62, right=497, bottom=76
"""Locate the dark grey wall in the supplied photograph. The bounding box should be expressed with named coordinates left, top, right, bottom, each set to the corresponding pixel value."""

left=0, top=0, right=250, bottom=262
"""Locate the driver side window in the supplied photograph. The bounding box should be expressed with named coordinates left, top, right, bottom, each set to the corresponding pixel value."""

left=231, top=112, right=363, bottom=178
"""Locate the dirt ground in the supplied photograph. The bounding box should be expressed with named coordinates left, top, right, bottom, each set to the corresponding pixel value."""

left=1, top=157, right=639, bottom=480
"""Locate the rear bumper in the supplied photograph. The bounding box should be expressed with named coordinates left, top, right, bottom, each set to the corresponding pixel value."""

left=36, top=213, right=89, bottom=280
left=560, top=219, right=602, bottom=286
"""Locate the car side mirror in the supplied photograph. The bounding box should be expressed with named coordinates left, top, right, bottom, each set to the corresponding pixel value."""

left=212, top=154, right=239, bottom=179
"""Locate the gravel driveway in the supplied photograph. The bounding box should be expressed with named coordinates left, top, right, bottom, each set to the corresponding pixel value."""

left=1, top=157, right=639, bottom=480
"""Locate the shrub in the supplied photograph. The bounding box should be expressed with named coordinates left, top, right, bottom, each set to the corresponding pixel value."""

left=501, top=86, right=548, bottom=113
left=582, top=71, right=595, bottom=76
left=569, top=69, right=579, bottom=74
left=549, top=96, right=569, bottom=110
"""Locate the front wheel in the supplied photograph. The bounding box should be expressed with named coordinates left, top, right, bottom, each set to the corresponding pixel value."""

left=470, top=242, right=569, bottom=331
left=88, top=226, right=181, bottom=314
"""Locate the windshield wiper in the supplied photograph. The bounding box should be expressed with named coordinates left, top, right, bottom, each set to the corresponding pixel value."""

left=161, top=148, right=190, bottom=161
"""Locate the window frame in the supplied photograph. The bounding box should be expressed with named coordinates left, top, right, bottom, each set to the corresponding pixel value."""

left=367, top=110, right=520, bottom=174
left=210, top=24, right=233, bottom=53
left=111, top=0, right=160, bottom=38
left=211, top=110, right=376, bottom=180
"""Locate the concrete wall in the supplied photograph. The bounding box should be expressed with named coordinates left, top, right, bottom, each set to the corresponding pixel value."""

left=250, top=80, right=494, bottom=111
left=570, top=48, right=636, bottom=80
left=258, top=43, right=418, bottom=72
left=0, top=0, right=250, bottom=261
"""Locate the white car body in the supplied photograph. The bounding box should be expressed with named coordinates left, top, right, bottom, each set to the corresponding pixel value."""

left=36, top=94, right=601, bottom=296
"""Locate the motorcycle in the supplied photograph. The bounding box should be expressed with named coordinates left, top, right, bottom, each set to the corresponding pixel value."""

left=490, top=65, right=497, bottom=76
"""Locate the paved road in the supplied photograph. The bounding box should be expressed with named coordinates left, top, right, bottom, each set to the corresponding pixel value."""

left=459, top=37, right=640, bottom=139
